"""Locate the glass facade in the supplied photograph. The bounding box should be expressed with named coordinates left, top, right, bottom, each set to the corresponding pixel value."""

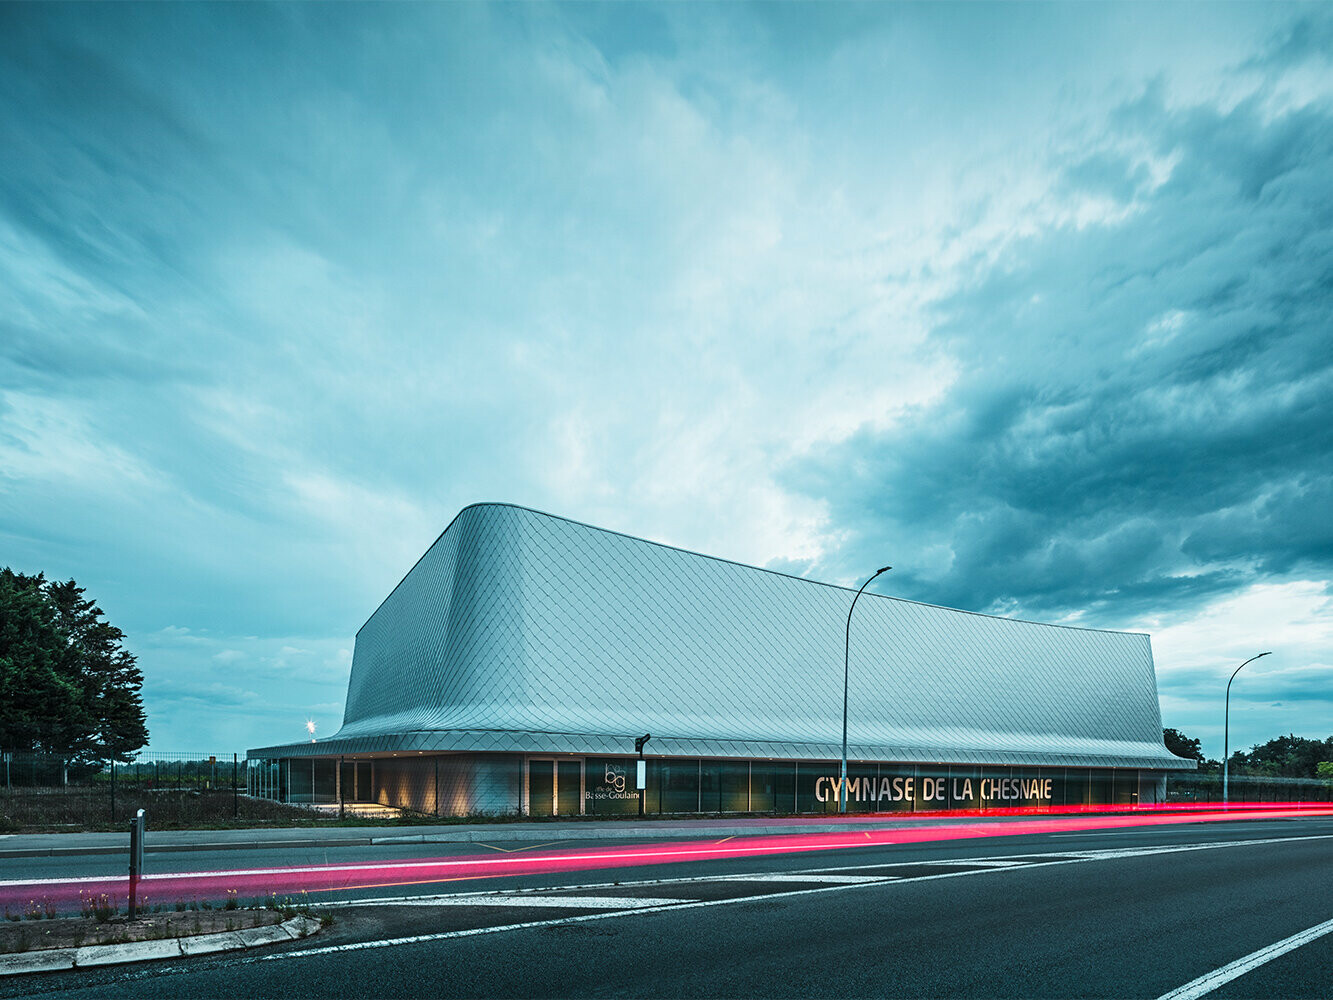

left=557, top=760, right=581, bottom=816
left=529, top=761, right=554, bottom=816
left=584, top=757, right=640, bottom=815
left=655, top=758, right=700, bottom=813
left=645, top=760, right=1148, bottom=815
left=247, top=753, right=1164, bottom=817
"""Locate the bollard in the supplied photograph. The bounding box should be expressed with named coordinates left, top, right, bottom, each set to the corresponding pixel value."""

left=128, top=809, right=145, bottom=919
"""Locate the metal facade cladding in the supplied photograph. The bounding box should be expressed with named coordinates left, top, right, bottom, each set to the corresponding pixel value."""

left=252, top=503, right=1191, bottom=769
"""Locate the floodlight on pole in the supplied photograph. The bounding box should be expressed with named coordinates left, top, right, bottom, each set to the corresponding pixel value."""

left=841, top=565, right=891, bottom=814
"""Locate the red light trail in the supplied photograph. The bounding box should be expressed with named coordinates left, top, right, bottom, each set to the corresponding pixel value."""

left=2, top=804, right=1328, bottom=914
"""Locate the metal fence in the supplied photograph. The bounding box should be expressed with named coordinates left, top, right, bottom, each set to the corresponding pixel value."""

left=1, top=750, right=246, bottom=829
left=1165, top=772, right=1332, bottom=803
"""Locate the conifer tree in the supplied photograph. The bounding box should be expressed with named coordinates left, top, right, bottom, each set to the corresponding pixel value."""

left=0, top=569, right=148, bottom=762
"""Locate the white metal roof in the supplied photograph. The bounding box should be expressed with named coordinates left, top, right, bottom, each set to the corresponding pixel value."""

left=252, top=503, right=1191, bottom=769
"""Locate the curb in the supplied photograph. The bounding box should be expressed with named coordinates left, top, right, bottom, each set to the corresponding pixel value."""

left=0, top=914, right=321, bottom=976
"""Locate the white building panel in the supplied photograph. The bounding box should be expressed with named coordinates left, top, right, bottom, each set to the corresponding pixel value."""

left=254, top=503, right=1189, bottom=770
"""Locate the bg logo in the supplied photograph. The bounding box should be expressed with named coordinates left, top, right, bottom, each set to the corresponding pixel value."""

left=605, top=764, right=626, bottom=793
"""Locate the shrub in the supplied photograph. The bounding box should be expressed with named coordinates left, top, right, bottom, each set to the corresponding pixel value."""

left=81, top=893, right=117, bottom=923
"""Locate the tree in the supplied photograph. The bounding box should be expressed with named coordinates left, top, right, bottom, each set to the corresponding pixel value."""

left=1228, top=735, right=1333, bottom=779
left=0, top=569, right=148, bottom=762
left=1163, top=727, right=1205, bottom=763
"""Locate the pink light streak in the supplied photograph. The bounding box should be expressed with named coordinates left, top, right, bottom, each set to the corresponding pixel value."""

left=3, top=803, right=1328, bottom=914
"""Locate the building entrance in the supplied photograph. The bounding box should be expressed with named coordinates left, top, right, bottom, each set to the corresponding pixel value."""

left=527, top=759, right=583, bottom=816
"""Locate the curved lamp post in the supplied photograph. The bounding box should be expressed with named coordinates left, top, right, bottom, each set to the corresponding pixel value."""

left=1223, top=651, right=1271, bottom=806
left=840, top=566, right=892, bottom=814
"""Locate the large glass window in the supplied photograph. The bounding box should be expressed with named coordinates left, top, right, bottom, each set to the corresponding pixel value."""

left=916, top=766, right=950, bottom=813
left=557, top=760, right=582, bottom=816
left=339, top=761, right=353, bottom=803
left=1062, top=768, right=1089, bottom=808
left=719, top=761, right=750, bottom=812
left=699, top=759, right=745, bottom=812
left=1088, top=770, right=1114, bottom=806
left=750, top=762, right=777, bottom=813
left=977, top=767, right=1011, bottom=811
left=886, top=766, right=918, bottom=814
left=506, top=756, right=1179, bottom=816
left=1005, top=767, right=1045, bottom=809
left=1039, top=768, right=1064, bottom=808
left=289, top=760, right=312, bottom=802
left=529, top=761, right=553, bottom=816
left=846, top=763, right=880, bottom=811
left=796, top=761, right=840, bottom=813
left=355, top=761, right=373, bottom=802
left=774, top=763, right=796, bottom=813
left=336, top=760, right=373, bottom=803
left=313, top=760, right=337, bottom=802
left=659, top=759, right=700, bottom=813
left=1112, top=769, right=1138, bottom=806
left=949, top=767, right=981, bottom=810
left=585, top=758, right=639, bottom=815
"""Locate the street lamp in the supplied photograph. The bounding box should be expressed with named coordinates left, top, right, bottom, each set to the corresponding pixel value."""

left=841, top=565, right=892, bottom=814
left=1223, top=651, right=1271, bottom=806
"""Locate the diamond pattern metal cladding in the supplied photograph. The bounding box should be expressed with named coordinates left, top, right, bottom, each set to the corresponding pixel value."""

left=256, top=504, right=1189, bottom=769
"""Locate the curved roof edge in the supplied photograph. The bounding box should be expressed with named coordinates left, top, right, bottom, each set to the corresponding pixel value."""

left=250, top=728, right=1197, bottom=771
left=358, top=501, right=1148, bottom=639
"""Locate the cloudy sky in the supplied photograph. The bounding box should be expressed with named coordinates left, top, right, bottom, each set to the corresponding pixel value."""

left=2, top=3, right=1329, bottom=758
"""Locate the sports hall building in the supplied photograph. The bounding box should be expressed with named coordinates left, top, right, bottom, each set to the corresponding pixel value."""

left=248, top=503, right=1193, bottom=816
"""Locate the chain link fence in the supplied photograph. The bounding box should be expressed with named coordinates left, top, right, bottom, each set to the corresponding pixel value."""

left=1, top=750, right=254, bottom=831
left=1165, top=771, right=1332, bottom=803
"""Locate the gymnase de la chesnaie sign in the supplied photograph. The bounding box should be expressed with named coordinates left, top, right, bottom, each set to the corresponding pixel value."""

left=574, top=757, right=1108, bottom=814
left=814, top=774, right=1054, bottom=807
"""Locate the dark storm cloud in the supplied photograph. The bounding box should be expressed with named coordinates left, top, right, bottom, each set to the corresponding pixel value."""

left=3, top=2, right=1327, bottom=748
left=793, top=58, right=1333, bottom=623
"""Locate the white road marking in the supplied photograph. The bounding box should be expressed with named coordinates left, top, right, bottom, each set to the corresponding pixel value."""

left=380, top=894, right=691, bottom=909
left=1047, top=829, right=1201, bottom=838
left=321, top=834, right=1332, bottom=909
left=722, top=873, right=888, bottom=884
left=250, top=835, right=1333, bottom=965
left=258, top=883, right=888, bottom=963
left=1156, top=916, right=1333, bottom=1000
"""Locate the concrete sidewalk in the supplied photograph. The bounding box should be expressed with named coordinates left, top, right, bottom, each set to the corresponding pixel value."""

left=0, top=915, right=321, bottom=977
left=0, top=812, right=1045, bottom=859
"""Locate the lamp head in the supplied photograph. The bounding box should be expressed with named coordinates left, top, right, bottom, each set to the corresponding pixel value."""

left=877, top=565, right=892, bottom=575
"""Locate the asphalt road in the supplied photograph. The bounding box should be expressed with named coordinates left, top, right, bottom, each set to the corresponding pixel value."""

left=4, top=816, right=1331, bottom=999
